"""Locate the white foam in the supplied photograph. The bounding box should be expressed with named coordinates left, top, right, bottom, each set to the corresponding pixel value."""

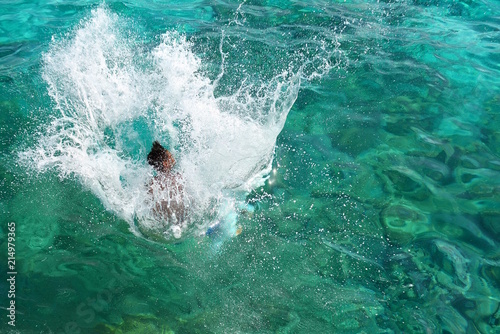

left=23, top=7, right=303, bottom=241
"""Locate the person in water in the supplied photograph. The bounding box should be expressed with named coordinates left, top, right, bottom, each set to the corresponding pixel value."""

left=147, top=141, right=185, bottom=223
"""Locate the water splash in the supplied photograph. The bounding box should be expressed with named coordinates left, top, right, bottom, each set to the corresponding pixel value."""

left=22, top=6, right=302, bottom=241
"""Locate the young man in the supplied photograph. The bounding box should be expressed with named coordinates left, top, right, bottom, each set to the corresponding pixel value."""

left=147, top=141, right=185, bottom=224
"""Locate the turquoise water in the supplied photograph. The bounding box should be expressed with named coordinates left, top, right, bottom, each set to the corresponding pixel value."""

left=1, top=0, right=500, bottom=333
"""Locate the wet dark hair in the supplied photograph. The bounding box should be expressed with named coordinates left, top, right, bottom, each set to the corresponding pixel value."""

left=147, top=141, right=167, bottom=171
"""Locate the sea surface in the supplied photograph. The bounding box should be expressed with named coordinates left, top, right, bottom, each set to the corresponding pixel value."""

left=1, top=0, right=500, bottom=333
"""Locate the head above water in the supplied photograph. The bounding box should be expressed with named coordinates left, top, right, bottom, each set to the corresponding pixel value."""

left=147, top=141, right=175, bottom=173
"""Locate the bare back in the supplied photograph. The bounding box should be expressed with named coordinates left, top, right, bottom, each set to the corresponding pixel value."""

left=149, top=172, right=186, bottom=224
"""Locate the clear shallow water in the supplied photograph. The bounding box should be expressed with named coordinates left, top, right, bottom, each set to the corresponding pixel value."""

left=1, top=0, right=500, bottom=333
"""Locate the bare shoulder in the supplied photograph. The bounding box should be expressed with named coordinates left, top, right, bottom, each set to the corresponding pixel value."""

left=150, top=172, right=183, bottom=191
